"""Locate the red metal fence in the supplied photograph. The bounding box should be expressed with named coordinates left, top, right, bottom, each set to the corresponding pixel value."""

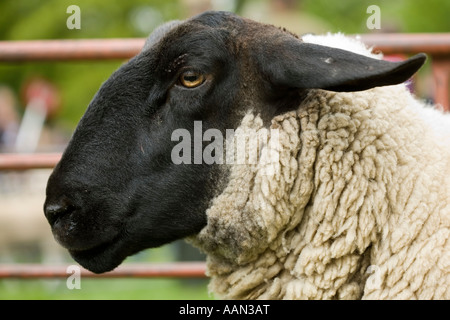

left=0, top=33, right=449, bottom=278
left=0, top=33, right=449, bottom=110
left=0, top=262, right=207, bottom=279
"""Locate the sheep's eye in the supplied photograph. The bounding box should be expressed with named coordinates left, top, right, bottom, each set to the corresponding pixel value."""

left=179, top=70, right=205, bottom=88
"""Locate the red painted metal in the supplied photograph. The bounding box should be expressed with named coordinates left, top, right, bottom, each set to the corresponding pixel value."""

left=431, top=58, right=450, bottom=111
left=0, top=34, right=448, bottom=61
left=0, top=34, right=448, bottom=109
left=0, top=153, right=61, bottom=170
left=0, top=33, right=448, bottom=279
left=0, top=38, right=145, bottom=61
left=360, top=33, right=450, bottom=56
left=0, top=262, right=207, bottom=279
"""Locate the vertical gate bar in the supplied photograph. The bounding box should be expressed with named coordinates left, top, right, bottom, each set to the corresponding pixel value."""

left=431, top=57, right=450, bottom=111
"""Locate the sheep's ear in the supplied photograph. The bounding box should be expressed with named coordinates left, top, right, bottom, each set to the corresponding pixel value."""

left=256, top=39, right=427, bottom=92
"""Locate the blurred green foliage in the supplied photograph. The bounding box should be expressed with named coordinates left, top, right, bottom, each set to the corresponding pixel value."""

left=0, top=0, right=182, bottom=131
left=0, top=0, right=182, bottom=40
left=302, top=0, right=450, bottom=33
left=0, top=0, right=448, bottom=131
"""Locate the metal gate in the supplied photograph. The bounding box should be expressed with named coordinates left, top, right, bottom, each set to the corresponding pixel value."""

left=0, top=33, right=449, bottom=279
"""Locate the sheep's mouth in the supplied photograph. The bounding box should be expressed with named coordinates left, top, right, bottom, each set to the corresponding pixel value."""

left=69, top=238, right=115, bottom=259
left=68, top=231, right=128, bottom=274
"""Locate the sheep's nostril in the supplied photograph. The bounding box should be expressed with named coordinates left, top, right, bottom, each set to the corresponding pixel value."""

left=44, top=199, right=76, bottom=226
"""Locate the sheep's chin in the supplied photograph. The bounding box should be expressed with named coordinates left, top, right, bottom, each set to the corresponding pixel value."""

left=68, top=232, right=128, bottom=274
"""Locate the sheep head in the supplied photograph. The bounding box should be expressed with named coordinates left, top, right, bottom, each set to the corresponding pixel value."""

left=44, top=11, right=425, bottom=273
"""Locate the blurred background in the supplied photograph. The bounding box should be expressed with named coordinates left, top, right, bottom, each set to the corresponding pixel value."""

left=0, top=0, right=449, bottom=299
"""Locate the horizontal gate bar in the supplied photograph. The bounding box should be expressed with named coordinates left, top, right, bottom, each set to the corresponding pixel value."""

left=0, top=262, right=207, bottom=279
left=0, top=34, right=449, bottom=62
left=0, top=153, right=61, bottom=170
left=0, top=38, right=145, bottom=61
left=359, top=33, right=450, bottom=56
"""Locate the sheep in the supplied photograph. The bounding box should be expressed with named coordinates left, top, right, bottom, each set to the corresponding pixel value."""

left=43, top=11, right=449, bottom=299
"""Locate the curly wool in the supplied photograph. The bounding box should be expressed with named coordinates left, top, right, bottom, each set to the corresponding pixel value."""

left=190, top=83, right=450, bottom=299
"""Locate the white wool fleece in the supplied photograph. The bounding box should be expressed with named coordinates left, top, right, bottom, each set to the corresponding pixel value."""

left=189, top=35, right=450, bottom=300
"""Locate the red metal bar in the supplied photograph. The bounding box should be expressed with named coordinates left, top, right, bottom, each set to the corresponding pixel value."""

left=431, top=57, right=450, bottom=111
left=0, top=153, right=61, bottom=170
left=0, top=262, right=207, bottom=279
left=0, top=34, right=449, bottom=62
left=0, top=38, right=145, bottom=61
left=360, top=33, right=450, bottom=56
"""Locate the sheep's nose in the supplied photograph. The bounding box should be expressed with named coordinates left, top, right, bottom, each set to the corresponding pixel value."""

left=44, top=197, right=75, bottom=226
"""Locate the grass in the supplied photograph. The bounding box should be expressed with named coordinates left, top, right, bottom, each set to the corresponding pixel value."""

left=0, top=278, right=212, bottom=300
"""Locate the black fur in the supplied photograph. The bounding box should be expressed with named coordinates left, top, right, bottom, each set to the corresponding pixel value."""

left=44, top=11, right=425, bottom=273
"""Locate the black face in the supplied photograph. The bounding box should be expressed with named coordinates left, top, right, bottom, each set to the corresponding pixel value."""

left=44, top=12, right=243, bottom=273
left=44, top=11, right=425, bottom=273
